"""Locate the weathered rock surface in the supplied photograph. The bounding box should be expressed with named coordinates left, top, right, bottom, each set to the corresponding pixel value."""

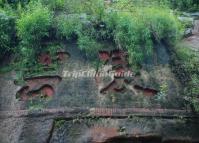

left=0, top=72, right=24, bottom=111
left=49, top=118, right=199, bottom=143
left=0, top=118, right=24, bottom=143
left=0, top=40, right=198, bottom=143
left=18, top=117, right=53, bottom=143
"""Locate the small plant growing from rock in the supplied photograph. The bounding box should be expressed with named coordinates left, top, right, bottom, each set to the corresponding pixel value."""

left=118, top=126, right=127, bottom=135
left=55, top=119, right=65, bottom=128
left=155, top=82, right=168, bottom=102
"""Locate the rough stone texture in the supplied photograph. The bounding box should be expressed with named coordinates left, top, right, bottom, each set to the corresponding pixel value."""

left=38, top=53, right=52, bottom=66
left=49, top=118, right=199, bottom=143
left=184, top=34, right=199, bottom=51
left=0, top=39, right=198, bottom=143
left=0, top=117, right=53, bottom=143
left=18, top=117, right=53, bottom=143
left=0, top=118, right=25, bottom=143
left=16, top=76, right=62, bottom=100
left=36, top=42, right=182, bottom=109
left=192, top=20, right=199, bottom=35
left=0, top=72, right=24, bottom=111
left=184, top=19, right=199, bottom=51
left=89, top=127, right=119, bottom=143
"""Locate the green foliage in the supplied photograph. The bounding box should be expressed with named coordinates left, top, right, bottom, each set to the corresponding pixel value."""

left=28, top=96, right=51, bottom=111
left=107, top=5, right=180, bottom=68
left=0, top=0, right=3, bottom=7
left=191, top=97, right=199, bottom=112
left=143, top=7, right=181, bottom=43
left=130, top=0, right=199, bottom=12
left=59, top=0, right=85, bottom=13
left=55, top=14, right=82, bottom=40
left=53, top=0, right=105, bottom=56
left=42, top=0, right=65, bottom=11
left=0, top=11, right=15, bottom=60
left=17, top=1, right=52, bottom=49
left=174, top=43, right=198, bottom=77
left=112, top=12, right=152, bottom=67
left=0, top=0, right=30, bottom=8
left=52, top=0, right=181, bottom=68
left=83, top=0, right=105, bottom=20
left=0, top=0, right=181, bottom=73
left=77, top=34, right=102, bottom=57
left=42, top=0, right=81, bottom=13
left=16, top=1, right=53, bottom=66
left=155, top=82, right=168, bottom=102
left=47, top=43, right=62, bottom=56
left=189, top=75, right=199, bottom=96
left=174, top=42, right=199, bottom=112
left=43, top=0, right=105, bottom=16
left=165, top=0, right=199, bottom=12
left=55, top=119, right=65, bottom=128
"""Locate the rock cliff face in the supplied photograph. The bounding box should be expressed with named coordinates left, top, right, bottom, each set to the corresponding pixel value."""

left=0, top=28, right=199, bottom=143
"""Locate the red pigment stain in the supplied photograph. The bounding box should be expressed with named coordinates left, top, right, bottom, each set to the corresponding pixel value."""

left=25, top=76, right=61, bottom=90
left=16, top=76, right=61, bottom=100
left=90, top=127, right=119, bottom=143
left=38, top=53, right=52, bottom=66
left=39, top=50, right=70, bottom=65
left=26, top=85, right=54, bottom=98
left=100, top=80, right=126, bottom=94
left=114, top=67, right=126, bottom=78
left=41, top=85, right=54, bottom=97
left=99, top=49, right=130, bottom=94
left=115, top=67, right=125, bottom=73
left=99, top=51, right=110, bottom=61
left=16, top=86, right=29, bottom=101
left=111, top=49, right=127, bottom=57
left=134, top=85, right=158, bottom=96
left=113, top=86, right=126, bottom=92
left=100, top=80, right=117, bottom=94
left=112, top=57, right=127, bottom=66
left=57, top=51, right=70, bottom=61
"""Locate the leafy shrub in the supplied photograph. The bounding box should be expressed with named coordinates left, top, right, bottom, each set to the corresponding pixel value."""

left=17, top=1, right=52, bottom=47
left=143, top=7, right=181, bottom=44
left=55, top=14, right=82, bottom=40
left=113, top=12, right=153, bottom=67
left=11, top=0, right=181, bottom=69
left=185, top=75, right=199, bottom=112
left=1, top=0, right=30, bottom=8
left=16, top=1, right=53, bottom=64
left=130, top=0, right=199, bottom=11
left=83, top=0, right=105, bottom=20
left=53, top=0, right=181, bottom=68
left=0, top=0, right=3, bottom=7
left=173, top=42, right=199, bottom=112
left=106, top=5, right=181, bottom=68
left=166, top=0, right=199, bottom=11
left=77, top=34, right=102, bottom=57
left=42, top=0, right=65, bottom=11
left=174, top=43, right=198, bottom=76
left=0, top=11, right=15, bottom=60
left=43, top=0, right=105, bottom=16
left=17, top=2, right=52, bottom=67
left=191, top=96, right=199, bottom=112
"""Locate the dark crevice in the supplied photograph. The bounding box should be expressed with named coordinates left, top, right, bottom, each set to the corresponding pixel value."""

left=46, top=120, right=55, bottom=143
left=24, top=75, right=62, bottom=82
left=103, top=135, right=162, bottom=143
left=134, top=85, right=159, bottom=96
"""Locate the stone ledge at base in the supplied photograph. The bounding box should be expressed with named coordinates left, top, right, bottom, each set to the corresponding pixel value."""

left=0, top=108, right=198, bottom=119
